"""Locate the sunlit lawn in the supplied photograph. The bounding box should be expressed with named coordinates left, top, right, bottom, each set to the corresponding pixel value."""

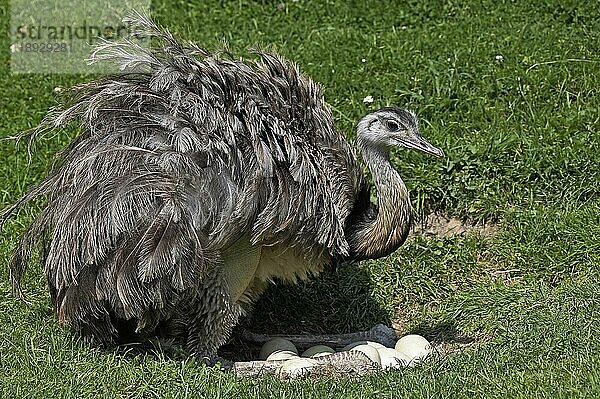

left=1, top=1, right=600, bottom=397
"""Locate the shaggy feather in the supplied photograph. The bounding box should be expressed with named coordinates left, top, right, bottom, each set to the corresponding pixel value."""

left=2, top=13, right=361, bottom=347
left=1, top=12, right=440, bottom=358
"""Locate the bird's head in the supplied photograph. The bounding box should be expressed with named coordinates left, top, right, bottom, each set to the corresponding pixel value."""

left=357, top=107, right=444, bottom=157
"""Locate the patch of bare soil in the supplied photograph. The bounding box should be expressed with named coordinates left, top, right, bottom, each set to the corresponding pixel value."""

left=411, top=213, right=499, bottom=238
left=431, top=332, right=487, bottom=358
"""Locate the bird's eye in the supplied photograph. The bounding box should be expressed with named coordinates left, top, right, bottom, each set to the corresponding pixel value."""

left=386, top=120, right=400, bottom=132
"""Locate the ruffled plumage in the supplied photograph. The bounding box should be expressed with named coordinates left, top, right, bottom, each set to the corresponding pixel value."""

left=2, top=12, right=366, bottom=345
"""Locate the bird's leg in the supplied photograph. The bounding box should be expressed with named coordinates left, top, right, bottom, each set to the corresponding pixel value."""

left=184, top=278, right=244, bottom=368
left=232, top=349, right=378, bottom=378
left=226, top=323, right=391, bottom=377
left=240, top=323, right=397, bottom=350
left=230, top=358, right=288, bottom=376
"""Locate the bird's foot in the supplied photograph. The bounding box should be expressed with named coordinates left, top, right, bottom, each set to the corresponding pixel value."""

left=240, top=323, right=397, bottom=350
left=232, top=350, right=378, bottom=378
left=231, top=325, right=394, bottom=378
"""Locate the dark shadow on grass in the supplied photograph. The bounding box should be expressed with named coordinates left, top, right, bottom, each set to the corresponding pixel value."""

left=410, top=320, right=476, bottom=345
left=222, top=262, right=392, bottom=361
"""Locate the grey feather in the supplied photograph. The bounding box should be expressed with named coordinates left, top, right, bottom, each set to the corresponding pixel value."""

left=1, top=12, right=442, bottom=357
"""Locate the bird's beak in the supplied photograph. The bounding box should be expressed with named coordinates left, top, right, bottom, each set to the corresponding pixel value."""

left=398, top=132, right=444, bottom=157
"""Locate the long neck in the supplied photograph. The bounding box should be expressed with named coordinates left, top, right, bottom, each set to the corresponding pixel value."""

left=347, top=139, right=412, bottom=260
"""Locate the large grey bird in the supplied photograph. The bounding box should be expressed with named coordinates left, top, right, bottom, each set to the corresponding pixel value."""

left=2, top=13, right=443, bottom=375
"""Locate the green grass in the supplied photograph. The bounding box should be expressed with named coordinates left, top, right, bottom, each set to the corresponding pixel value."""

left=2, top=0, right=600, bottom=397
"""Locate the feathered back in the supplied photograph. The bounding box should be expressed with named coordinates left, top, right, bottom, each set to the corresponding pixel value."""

left=3, top=12, right=365, bottom=338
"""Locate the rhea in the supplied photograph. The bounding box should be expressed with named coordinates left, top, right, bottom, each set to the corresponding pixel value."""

left=2, top=13, right=443, bottom=376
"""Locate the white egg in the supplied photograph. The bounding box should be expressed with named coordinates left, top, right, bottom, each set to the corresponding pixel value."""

left=394, top=334, right=432, bottom=363
left=377, top=347, right=410, bottom=370
left=301, top=345, right=335, bottom=358
left=349, top=344, right=382, bottom=366
left=266, top=350, right=298, bottom=361
left=277, top=357, right=318, bottom=379
left=259, top=338, right=298, bottom=360
left=341, top=340, right=386, bottom=351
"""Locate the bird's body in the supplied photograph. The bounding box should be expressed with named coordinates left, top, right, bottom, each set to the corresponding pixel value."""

left=3, top=14, right=442, bottom=363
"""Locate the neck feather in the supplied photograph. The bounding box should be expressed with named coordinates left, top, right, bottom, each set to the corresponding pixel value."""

left=347, top=139, right=412, bottom=260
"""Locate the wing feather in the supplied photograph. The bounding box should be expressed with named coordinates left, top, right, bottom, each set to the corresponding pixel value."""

left=3, top=12, right=365, bottom=341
